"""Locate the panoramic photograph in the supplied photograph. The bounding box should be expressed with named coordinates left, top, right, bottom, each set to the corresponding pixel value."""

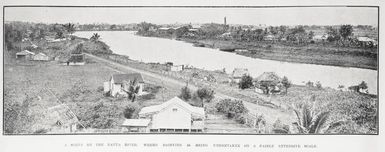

left=3, top=6, right=378, bottom=135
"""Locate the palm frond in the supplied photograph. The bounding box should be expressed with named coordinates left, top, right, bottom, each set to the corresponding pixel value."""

left=293, top=109, right=302, bottom=127
left=302, top=104, right=313, bottom=128
left=292, top=122, right=308, bottom=134
left=309, top=111, right=330, bottom=133
left=324, top=121, right=346, bottom=133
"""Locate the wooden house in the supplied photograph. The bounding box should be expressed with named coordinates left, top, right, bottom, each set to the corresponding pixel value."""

left=33, top=52, right=50, bottom=61
left=104, top=73, right=145, bottom=97
left=16, top=50, right=35, bottom=60
left=254, top=72, right=282, bottom=94
left=138, top=97, right=205, bottom=133
left=231, top=68, right=249, bottom=83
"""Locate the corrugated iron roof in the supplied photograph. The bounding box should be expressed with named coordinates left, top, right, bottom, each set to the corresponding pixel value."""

left=16, top=50, right=35, bottom=55
left=112, top=73, right=144, bottom=84
left=232, top=68, right=249, bottom=78
left=255, top=72, right=282, bottom=83
left=139, top=97, right=204, bottom=117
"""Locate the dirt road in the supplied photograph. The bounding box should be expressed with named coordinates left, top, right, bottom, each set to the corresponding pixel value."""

left=85, top=53, right=295, bottom=125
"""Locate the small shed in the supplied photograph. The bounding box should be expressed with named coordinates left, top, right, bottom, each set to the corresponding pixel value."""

left=231, top=68, right=249, bottom=83
left=121, top=119, right=151, bottom=132
left=33, top=53, right=50, bottom=61
left=16, top=50, right=35, bottom=60
left=170, top=65, right=184, bottom=72
left=263, top=35, right=276, bottom=41
left=254, top=72, right=282, bottom=94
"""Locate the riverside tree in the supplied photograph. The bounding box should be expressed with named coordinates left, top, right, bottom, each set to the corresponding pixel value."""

left=238, top=74, right=254, bottom=89
left=281, top=76, right=291, bottom=94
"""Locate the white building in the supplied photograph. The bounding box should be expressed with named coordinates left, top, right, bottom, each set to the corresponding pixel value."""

left=16, top=50, right=35, bottom=60
left=33, top=52, right=50, bottom=61
left=104, top=73, right=145, bottom=97
left=138, top=97, right=205, bottom=133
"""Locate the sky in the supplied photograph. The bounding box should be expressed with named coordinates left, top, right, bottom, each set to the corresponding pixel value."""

left=4, top=7, right=378, bottom=26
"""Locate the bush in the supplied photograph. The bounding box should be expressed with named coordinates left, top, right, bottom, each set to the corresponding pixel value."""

left=306, top=81, right=314, bottom=87
left=179, top=85, right=192, bottom=101
left=215, top=99, right=248, bottom=118
left=272, top=119, right=290, bottom=134
left=235, top=114, right=246, bottom=124
left=315, top=81, right=322, bottom=89
left=196, top=87, right=215, bottom=103
left=238, top=74, right=253, bottom=89
left=123, top=105, right=140, bottom=119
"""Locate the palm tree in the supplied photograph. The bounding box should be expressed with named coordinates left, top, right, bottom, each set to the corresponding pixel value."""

left=62, top=23, right=75, bottom=35
left=122, top=79, right=140, bottom=102
left=90, top=33, right=100, bottom=42
left=292, top=104, right=343, bottom=134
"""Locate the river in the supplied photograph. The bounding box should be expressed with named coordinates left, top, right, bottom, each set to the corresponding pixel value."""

left=75, top=31, right=378, bottom=94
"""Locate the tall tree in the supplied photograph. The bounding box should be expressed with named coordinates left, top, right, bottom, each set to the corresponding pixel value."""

left=63, top=23, right=75, bottom=35
left=122, top=79, right=140, bottom=102
left=281, top=76, right=291, bottom=95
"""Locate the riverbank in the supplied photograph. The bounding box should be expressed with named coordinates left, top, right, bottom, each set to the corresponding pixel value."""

left=139, top=33, right=378, bottom=70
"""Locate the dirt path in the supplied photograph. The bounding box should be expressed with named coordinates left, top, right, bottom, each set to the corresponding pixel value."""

left=85, top=53, right=295, bottom=125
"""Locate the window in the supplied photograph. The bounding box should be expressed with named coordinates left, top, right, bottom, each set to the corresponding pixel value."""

left=172, top=108, right=178, bottom=112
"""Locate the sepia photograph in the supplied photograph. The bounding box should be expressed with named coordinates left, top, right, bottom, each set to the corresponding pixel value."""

left=3, top=6, right=378, bottom=135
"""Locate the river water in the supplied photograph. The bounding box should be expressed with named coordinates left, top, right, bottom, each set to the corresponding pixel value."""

left=75, top=31, right=378, bottom=94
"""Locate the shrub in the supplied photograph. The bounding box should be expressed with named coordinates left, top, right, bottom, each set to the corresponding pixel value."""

left=123, top=105, right=139, bottom=119
left=97, top=86, right=104, bottom=92
left=215, top=99, right=248, bottom=118
left=306, top=81, right=314, bottom=87
left=235, top=114, right=246, bottom=124
left=272, top=119, right=290, bottom=134
left=196, top=87, right=215, bottom=103
left=179, top=85, right=192, bottom=101
left=238, top=74, right=253, bottom=89
left=315, top=81, right=322, bottom=89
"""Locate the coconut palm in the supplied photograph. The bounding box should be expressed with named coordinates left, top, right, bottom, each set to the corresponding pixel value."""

left=292, top=104, right=343, bottom=134
left=90, top=33, right=100, bottom=42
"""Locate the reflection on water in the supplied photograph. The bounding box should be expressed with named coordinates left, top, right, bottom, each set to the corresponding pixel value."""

left=75, top=31, right=377, bottom=94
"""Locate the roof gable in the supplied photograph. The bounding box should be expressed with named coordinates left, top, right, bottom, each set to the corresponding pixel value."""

left=16, top=50, right=35, bottom=55
left=112, top=73, right=144, bottom=84
left=255, top=72, right=282, bottom=82
left=232, top=68, right=249, bottom=78
left=139, top=97, right=204, bottom=117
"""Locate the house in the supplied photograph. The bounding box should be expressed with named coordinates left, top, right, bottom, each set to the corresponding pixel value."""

left=138, top=97, right=205, bottom=133
left=312, top=34, right=328, bottom=42
left=46, top=104, right=81, bottom=133
left=16, top=50, right=35, bottom=60
left=104, top=73, right=145, bottom=97
left=121, top=119, right=151, bottom=133
left=357, top=37, right=377, bottom=47
left=33, top=52, right=50, bottom=61
left=170, top=65, right=184, bottom=72
left=263, top=35, right=277, bottom=41
left=254, top=72, right=282, bottom=94
left=66, top=54, right=85, bottom=65
left=231, top=68, right=249, bottom=83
